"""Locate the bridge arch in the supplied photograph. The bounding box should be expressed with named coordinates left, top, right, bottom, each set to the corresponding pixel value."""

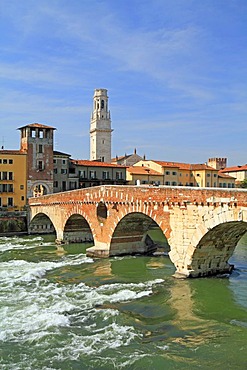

left=29, top=212, right=55, bottom=235
left=187, top=221, right=247, bottom=277
left=63, top=213, right=94, bottom=243
left=109, top=211, right=170, bottom=256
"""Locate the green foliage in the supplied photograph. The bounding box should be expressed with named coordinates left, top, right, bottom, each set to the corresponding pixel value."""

left=239, top=178, right=247, bottom=188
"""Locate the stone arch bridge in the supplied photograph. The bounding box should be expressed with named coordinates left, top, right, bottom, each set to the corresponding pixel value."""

left=28, top=185, right=247, bottom=278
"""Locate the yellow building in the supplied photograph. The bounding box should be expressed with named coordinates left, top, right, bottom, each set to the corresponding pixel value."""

left=133, top=160, right=225, bottom=187
left=0, top=150, right=27, bottom=210
left=190, top=164, right=219, bottom=187
left=218, top=172, right=236, bottom=188
left=126, top=166, right=163, bottom=185
left=220, top=165, right=246, bottom=186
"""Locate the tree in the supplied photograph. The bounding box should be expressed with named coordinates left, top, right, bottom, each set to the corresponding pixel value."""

left=239, top=178, right=247, bottom=188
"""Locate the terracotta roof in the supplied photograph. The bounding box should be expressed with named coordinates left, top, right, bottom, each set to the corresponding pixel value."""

left=127, top=166, right=162, bottom=175
left=17, top=123, right=56, bottom=130
left=71, top=159, right=127, bottom=168
left=220, top=165, right=247, bottom=173
left=191, top=163, right=216, bottom=171
left=151, top=160, right=216, bottom=171
left=218, top=172, right=236, bottom=179
left=0, top=150, right=26, bottom=155
left=152, top=160, right=182, bottom=168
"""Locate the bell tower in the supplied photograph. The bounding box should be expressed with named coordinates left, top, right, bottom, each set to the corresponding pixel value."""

left=90, top=88, right=113, bottom=163
left=18, top=123, right=55, bottom=198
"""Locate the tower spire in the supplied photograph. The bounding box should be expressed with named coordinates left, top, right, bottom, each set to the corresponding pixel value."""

left=90, top=88, right=113, bottom=162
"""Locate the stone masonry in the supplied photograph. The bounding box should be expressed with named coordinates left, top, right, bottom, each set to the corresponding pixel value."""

left=28, top=185, right=247, bottom=278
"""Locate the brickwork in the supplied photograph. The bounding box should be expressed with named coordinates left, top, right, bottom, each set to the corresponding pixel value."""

left=28, top=185, right=247, bottom=277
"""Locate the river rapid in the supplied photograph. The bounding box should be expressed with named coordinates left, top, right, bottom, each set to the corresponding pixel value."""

left=0, top=234, right=246, bottom=370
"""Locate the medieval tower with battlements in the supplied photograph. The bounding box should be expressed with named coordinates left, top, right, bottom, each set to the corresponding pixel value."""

left=90, top=89, right=113, bottom=163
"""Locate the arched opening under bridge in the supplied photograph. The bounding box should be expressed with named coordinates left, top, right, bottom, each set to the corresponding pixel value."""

left=29, top=213, right=55, bottom=235
left=64, top=214, right=93, bottom=244
left=190, top=221, right=247, bottom=277
left=109, top=212, right=170, bottom=256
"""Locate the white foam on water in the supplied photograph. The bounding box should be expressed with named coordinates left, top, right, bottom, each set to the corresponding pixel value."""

left=0, top=236, right=44, bottom=252
left=0, top=244, right=165, bottom=368
left=0, top=254, right=93, bottom=284
left=52, top=321, right=141, bottom=361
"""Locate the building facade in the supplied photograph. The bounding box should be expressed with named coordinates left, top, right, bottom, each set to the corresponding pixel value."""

left=0, top=150, right=27, bottom=210
left=53, top=151, right=79, bottom=193
left=131, top=159, right=235, bottom=188
left=90, top=89, right=113, bottom=163
left=71, top=160, right=127, bottom=188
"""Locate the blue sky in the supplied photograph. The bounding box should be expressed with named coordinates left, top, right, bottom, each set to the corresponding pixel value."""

left=1, top=0, right=246, bottom=166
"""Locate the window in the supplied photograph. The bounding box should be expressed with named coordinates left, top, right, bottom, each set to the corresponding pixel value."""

left=20, top=185, right=24, bottom=190
left=79, top=170, right=86, bottom=178
left=61, top=169, right=67, bottom=174
left=54, top=168, right=57, bottom=174
left=196, top=174, right=200, bottom=177
left=0, top=198, right=1, bottom=206
left=172, top=172, right=177, bottom=176
left=38, top=130, right=44, bottom=138
left=165, top=181, right=170, bottom=185
left=38, top=161, right=43, bottom=171
left=90, top=171, right=96, bottom=179
left=172, top=181, right=177, bottom=186
left=102, top=171, right=109, bottom=180
left=207, top=174, right=210, bottom=177
left=2, top=184, right=7, bottom=192
left=39, top=145, right=43, bottom=153
left=69, top=181, right=76, bottom=190
left=62, top=160, right=66, bottom=165
left=165, top=171, right=170, bottom=175
left=3, top=159, right=7, bottom=164
left=3, top=172, right=7, bottom=180
left=54, top=181, right=58, bottom=187
left=207, top=182, right=210, bottom=187
left=8, top=184, right=13, bottom=192
left=0, top=159, right=2, bottom=164
left=116, top=171, right=123, bottom=180
left=214, top=174, right=217, bottom=178
left=21, top=196, right=25, bottom=201
left=9, top=159, right=13, bottom=164
left=8, top=198, right=13, bottom=207
left=9, top=172, right=13, bottom=180
left=53, top=159, right=57, bottom=164
left=31, top=129, right=36, bottom=138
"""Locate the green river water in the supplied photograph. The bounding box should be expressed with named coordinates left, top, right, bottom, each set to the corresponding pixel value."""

left=0, top=234, right=246, bottom=369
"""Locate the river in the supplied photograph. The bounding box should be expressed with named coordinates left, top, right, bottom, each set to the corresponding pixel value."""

left=0, top=234, right=246, bottom=369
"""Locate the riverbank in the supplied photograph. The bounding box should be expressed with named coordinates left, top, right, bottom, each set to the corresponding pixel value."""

left=0, top=211, right=27, bottom=235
